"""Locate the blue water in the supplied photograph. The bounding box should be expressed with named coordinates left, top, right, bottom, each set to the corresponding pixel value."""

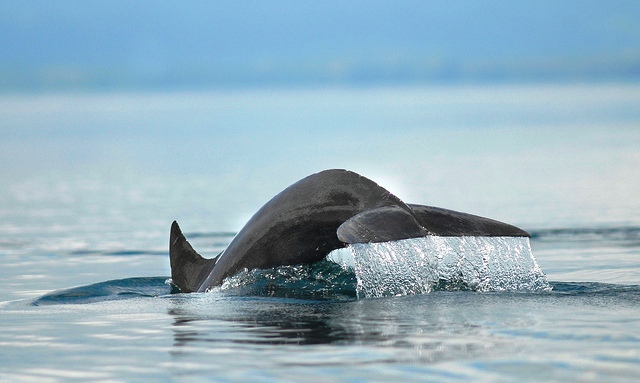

left=1, top=84, right=640, bottom=382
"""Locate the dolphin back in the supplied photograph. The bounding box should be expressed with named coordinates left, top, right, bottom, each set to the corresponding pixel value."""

left=195, top=169, right=410, bottom=291
left=169, top=169, right=531, bottom=293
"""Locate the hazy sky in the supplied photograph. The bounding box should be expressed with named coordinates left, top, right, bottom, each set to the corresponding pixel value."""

left=1, top=1, right=639, bottom=90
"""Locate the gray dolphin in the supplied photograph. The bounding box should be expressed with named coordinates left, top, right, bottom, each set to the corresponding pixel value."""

left=169, top=169, right=529, bottom=293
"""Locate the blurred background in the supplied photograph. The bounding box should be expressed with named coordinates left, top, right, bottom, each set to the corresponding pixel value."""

left=2, top=0, right=639, bottom=91
left=1, top=0, right=639, bottom=241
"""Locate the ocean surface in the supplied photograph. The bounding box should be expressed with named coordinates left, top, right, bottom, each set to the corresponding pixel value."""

left=1, top=83, right=639, bottom=382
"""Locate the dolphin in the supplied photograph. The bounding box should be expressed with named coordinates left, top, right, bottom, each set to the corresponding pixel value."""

left=169, top=169, right=529, bottom=293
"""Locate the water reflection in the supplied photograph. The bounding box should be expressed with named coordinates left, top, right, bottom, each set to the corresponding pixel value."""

left=169, top=299, right=354, bottom=346
left=166, top=292, right=514, bottom=365
left=165, top=282, right=640, bottom=369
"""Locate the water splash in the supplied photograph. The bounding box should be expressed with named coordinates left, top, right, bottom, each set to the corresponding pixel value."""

left=214, top=236, right=550, bottom=299
left=346, top=236, right=550, bottom=298
left=210, top=260, right=357, bottom=300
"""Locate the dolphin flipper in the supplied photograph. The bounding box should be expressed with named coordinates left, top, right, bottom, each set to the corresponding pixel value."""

left=169, top=221, right=217, bottom=293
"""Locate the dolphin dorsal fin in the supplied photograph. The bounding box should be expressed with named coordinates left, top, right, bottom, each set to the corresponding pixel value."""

left=169, top=221, right=216, bottom=293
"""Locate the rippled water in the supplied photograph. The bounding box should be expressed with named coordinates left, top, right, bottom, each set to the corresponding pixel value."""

left=2, top=271, right=640, bottom=382
left=2, top=228, right=639, bottom=383
left=1, top=84, right=639, bottom=382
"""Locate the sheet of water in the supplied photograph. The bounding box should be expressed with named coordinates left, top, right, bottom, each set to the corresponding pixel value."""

left=334, top=236, right=550, bottom=298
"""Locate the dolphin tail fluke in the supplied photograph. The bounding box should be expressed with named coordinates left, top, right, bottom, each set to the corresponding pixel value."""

left=336, top=204, right=531, bottom=245
left=337, top=205, right=429, bottom=244
left=407, top=204, right=530, bottom=237
left=169, top=221, right=216, bottom=293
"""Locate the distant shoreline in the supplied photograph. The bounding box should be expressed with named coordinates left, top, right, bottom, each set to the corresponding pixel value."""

left=1, top=76, right=639, bottom=96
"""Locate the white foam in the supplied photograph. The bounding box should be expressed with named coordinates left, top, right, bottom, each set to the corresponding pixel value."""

left=337, top=236, right=550, bottom=298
